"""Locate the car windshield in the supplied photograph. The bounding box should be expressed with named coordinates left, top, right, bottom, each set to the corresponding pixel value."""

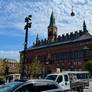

left=46, top=75, right=57, bottom=81
left=0, top=82, right=23, bottom=92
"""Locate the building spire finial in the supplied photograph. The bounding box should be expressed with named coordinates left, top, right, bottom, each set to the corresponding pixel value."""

left=36, top=33, right=39, bottom=42
left=83, top=20, right=87, bottom=31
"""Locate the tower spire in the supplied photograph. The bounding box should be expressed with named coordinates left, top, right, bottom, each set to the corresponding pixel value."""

left=49, top=10, right=55, bottom=27
left=83, top=20, right=87, bottom=31
left=48, top=10, right=57, bottom=41
left=36, top=33, right=39, bottom=42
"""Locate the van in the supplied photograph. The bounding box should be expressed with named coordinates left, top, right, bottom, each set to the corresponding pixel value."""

left=45, top=71, right=89, bottom=91
left=5, top=74, right=20, bottom=83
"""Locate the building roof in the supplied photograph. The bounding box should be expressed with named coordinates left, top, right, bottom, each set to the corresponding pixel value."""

left=27, top=33, right=92, bottom=51
left=4, top=58, right=17, bottom=63
left=24, top=12, right=92, bottom=51
left=74, top=33, right=92, bottom=42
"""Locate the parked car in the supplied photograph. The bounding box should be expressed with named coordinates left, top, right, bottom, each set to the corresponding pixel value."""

left=0, top=79, right=64, bottom=92
left=0, top=80, right=5, bottom=85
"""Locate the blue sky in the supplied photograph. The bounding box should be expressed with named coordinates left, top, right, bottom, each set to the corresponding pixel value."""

left=0, top=0, right=92, bottom=61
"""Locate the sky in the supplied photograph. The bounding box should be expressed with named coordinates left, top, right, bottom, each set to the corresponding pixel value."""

left=0, top=0, right=92, bottom=61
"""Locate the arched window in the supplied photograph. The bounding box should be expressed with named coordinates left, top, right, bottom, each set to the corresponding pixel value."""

left=83, top=46, right=89, bottom=57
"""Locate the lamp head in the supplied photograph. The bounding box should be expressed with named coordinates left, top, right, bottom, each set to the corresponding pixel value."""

left=28, top=15, right=32, bottom=18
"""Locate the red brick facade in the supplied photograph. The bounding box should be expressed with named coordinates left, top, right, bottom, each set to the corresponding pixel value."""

left=21, top=11, right=92, bottom=74
left=25, top=39, right=92, bottom=72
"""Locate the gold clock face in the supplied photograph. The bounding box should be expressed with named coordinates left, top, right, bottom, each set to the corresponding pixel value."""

left=49, top=28, right=57, bottom=33
left=54, top=28, right=57, bottom=32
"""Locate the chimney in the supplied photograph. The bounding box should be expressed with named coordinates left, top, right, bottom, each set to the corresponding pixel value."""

left=66, top=33, right=69, bottom=39
left=74, top=31, right=78, bottom=38
left=62, top=34, right=65, bottom=40
left=79, top=30, right=82, bottom=36
left=70, top=32, right=73, bottom=39
left=58, top=35, right=61, bottom=41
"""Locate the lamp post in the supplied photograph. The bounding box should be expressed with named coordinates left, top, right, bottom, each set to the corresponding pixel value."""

left=21, top=15, right=32, bottom=80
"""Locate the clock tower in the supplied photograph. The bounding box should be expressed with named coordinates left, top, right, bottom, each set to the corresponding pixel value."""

left=48, top=11, right=57, bottom=42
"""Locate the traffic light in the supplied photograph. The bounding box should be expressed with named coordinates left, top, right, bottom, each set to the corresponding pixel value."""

left=5, top=66, right=9, bottom=75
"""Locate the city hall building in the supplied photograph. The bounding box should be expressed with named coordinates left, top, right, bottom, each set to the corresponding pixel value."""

left=21, top=11, right=92, bottom=74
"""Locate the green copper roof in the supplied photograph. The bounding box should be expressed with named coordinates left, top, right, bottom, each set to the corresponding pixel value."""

left=36, top=33, right=39, bottom=41
left=49, top=11, right=55, bottom=27
left=83, top=46, right=89, bottom=50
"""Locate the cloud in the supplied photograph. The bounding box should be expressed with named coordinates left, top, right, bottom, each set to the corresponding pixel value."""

left=0, top=51, right=20, bottom=61
left=0, top=0, right=92, bottom=37
left=15, top=22, right=25, bottom=30
left=0, top=0, right=92, bottom=57
left=72, top=0, right=87, bottom=4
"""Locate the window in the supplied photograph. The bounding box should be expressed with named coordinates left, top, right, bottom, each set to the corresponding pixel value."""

left=16, top=83, right=58, bottom=92
left=15, top=84, right=34, bottom=92
left=79, top=69, right=82, bottom=71
left=13, top=64, right=15, bottom=67
left=48, top=31, right=52, bottom=36
left=72, top=52, right=77, bottom=58
left=84, top=50, right=89, bottom=57
left=78, top=61, right=82, bottom=65
left=38, top=56, right=46, bottom=62
left=35, top=84, right=58, bottom=91
left=62, top=62, right=65, bottom=66
left=66, top=53, right=71, bottom=60
left=67, top=62, right=71, bottom=65
left=52, top=54, right=61, bottom=61
left=74, top=69, right=77, bottom=71
left=61, top=54, right=65, bottom=60
left=52, top=55, right=55, bottom=62
left=73, top=61, right=77, bottom=65
left=57, top=75, right=63, bottom=83
left=64, top=75, right=68, bottom=81
left=78, top=51, right=82, bottom=58
left=41, top=56, right=46, bottom=62
left=53, top=55, right=56, bottom=61
left=46, top=75, right=57, bottom=81
left=83, top=46, right=89, bottom=57
left=68, top=69, right=71, bottom=71
left=56, top=54, right=60, bottom=61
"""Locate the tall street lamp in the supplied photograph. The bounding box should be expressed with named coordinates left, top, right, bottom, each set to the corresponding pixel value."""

left=21, top=15, right=32, bottom=80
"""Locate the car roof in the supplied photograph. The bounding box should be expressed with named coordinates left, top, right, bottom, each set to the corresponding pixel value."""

left=47, top=73, right=68, bottom=76
left=26, top=79, right=58, bottom=84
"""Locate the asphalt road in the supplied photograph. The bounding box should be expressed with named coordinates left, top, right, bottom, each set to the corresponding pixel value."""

left=84, top=80, right=92, bottom=92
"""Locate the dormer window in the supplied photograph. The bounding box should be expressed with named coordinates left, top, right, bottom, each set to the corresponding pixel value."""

left=83, top=46, right=89, bottom=57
